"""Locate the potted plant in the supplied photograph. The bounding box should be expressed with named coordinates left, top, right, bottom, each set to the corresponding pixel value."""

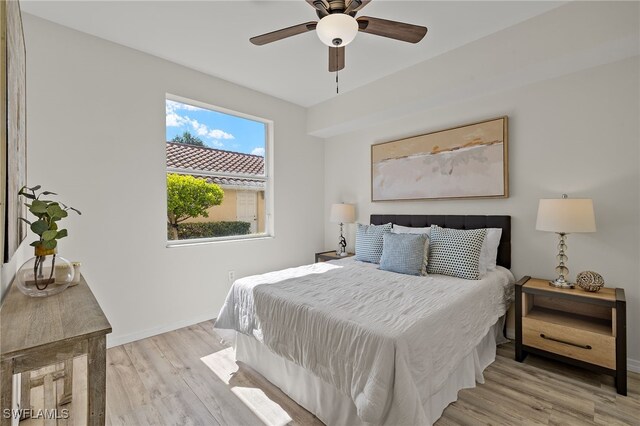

left=16, top=185, right=81, bottom=297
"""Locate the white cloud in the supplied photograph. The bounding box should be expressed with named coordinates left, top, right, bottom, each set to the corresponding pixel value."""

left=188, top=118, right=210, bottom=136
left=165, top=99, right=235, bottom=145
left=251, top=147, right=265, bottom=156
left=166, top=112, right=188, bottom=127
left=208, top=129, right=234, bottom=140
left=186, top=118, right=234, bottom=141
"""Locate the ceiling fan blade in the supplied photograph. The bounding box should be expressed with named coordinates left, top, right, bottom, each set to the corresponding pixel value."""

left=306, top=0, right=330, bottom=17
left=329, top=46, right=345, bottom=72
left=250, top=21, right=317, bottom=46
left=344, top=0, right=371, bottom=15
left=357, top=16, right=427, bottom=43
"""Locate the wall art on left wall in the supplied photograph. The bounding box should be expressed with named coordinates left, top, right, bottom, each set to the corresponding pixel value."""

left=2, top=0, right=27, bottom=262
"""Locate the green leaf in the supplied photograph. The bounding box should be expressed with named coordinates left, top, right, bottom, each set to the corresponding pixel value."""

left=41, top=191, right=57, bottom=196
left=56, top=229, right=68, bottom=239
left=30, top=220, right=48, bottom=235
left=68, top=207, right=81, bottom=215
left=21, top=192, right=36, bottom=200
left=29, top=241, right=40, bottom=247
left=30, top=200, right=48, bottom=214
left=42, top=230, right=58, bottom=241
left=42, top=239, right=57, bottom=250
left=46, top=204, right=65, bottom=219
left=31, top=185, right=42, bottom=191
left=49, top=221, right=58, bottom=231
left=18, top=217, right=32, bottom=225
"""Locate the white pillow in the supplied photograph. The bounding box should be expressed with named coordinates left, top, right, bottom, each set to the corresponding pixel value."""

left=478, top=228, right=502, bottom=276
left=391, top=224, right=431, bottom=236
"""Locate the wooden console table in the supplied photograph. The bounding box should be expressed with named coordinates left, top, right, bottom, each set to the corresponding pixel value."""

left=0, top=276, right=112, bottom=425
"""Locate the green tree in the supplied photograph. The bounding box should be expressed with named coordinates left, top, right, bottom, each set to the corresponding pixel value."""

left=167, top=174, right=224, bottom=240
left=171, top=131, right=206, bottom=147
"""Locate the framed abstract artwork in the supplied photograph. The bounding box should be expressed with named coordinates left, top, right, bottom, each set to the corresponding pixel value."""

left=371, top=117, right=508, bottom=201
left=2, top=0, right=27, bottom=262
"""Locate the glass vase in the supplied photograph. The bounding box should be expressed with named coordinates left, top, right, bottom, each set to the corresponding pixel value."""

left=16, top=248, right=74, bottom=297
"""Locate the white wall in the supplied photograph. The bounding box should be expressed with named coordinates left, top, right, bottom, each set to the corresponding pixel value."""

left=320, top=4, right=640, bottom=367
left=22, top=14, right=324, bottom=346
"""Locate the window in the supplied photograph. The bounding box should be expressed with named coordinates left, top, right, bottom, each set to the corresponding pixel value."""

left=165, top=95, right=272, bottom=244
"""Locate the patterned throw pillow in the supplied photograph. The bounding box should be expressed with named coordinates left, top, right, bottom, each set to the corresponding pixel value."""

left=427, top=225, right=486, bottom=280
left=355, top=223, right=392, bottom=264
left=379, top=233, right=428, bottom=276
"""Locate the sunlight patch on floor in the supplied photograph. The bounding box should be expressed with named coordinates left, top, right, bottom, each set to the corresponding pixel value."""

left=201, top=347, right=237, bottom=385
left=231, top=386, right=293, bottom=426
left=201, top=348, right=293, bottom=426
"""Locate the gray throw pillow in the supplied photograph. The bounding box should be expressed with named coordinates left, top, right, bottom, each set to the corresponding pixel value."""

left=379, top=233, right=427, bottom=276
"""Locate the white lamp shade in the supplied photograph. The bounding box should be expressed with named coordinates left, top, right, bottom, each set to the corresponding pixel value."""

left=330, top=203, right=355, bottom=224
left=316, top=14, right=358, bottom=47
left=536, top=198, right=596, bottom=233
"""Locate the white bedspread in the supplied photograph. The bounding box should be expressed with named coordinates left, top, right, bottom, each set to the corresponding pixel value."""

left=215, top=258, right=514, bottom=425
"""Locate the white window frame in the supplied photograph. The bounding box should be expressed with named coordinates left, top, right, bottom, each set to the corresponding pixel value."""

left=166, top=94, right=274, bottom=247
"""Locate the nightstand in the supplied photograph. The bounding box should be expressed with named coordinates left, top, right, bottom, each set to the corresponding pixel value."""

left=515, top=276, right=627, bottom=395
left=315, top=250, right=354, bottom=263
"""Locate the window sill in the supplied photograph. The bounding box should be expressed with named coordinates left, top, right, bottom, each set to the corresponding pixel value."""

left=166, top=234, right=274, bottom=248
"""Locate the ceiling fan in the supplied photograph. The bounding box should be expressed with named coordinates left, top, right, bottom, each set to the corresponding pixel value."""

left=250, top=0, right=428, bottom=73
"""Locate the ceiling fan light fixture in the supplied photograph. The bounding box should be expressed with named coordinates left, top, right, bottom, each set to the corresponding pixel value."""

left=316, top=14, right=358, bottom=47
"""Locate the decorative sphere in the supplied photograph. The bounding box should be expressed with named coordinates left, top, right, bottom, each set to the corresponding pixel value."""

left=576, top=271, right=605, bottom=292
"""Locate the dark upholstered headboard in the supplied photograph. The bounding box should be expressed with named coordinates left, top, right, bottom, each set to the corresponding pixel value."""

left=370, top=214, right=511, bottom=269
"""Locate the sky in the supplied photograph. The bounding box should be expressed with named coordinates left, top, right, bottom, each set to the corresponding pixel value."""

left=166, top=99, right=266, bottom=156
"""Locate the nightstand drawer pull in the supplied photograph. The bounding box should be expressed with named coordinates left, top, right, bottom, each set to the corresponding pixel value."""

left=540, top=333, right=592, bottom=350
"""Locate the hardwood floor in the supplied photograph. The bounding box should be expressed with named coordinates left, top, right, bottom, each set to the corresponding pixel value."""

left=22, top=320, right=639, bottom=425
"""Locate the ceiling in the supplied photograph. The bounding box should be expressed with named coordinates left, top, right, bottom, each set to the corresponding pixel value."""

left=21, top=1, right=564, bottom=107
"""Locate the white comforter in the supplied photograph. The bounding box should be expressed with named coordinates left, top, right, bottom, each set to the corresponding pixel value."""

left=215, top=258, right=514, bottom=425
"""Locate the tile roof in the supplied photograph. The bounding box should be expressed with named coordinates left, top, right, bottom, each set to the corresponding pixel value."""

left=191, top=174, right=265, bottom=189
left=166, top=142, right=265, bottom=189
left=166, top=142, right=264, bottom=175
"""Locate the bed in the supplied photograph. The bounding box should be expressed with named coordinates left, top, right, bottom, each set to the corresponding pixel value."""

left=216, top=214, right=514, bottom=425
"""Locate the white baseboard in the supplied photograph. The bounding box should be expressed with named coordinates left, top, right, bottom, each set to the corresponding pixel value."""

left=106, top=313, right=216, bottom=348
left=628, top=358, right=640, bottom=373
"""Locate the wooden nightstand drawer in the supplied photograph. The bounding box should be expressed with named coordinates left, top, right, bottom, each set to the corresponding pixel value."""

left=522, top=316, right=615, bottom=369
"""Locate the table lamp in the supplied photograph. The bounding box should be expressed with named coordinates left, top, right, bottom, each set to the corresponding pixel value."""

left=330, top=203, right=355, bottom=256
left=536, top=195, right=596, bottom=288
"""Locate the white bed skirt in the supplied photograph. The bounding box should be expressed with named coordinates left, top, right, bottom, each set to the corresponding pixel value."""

left=235, top=317, right=506, bottom=426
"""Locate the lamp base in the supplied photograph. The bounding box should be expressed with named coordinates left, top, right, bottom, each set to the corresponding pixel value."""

left=548, top=278, right=575, bottom=289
